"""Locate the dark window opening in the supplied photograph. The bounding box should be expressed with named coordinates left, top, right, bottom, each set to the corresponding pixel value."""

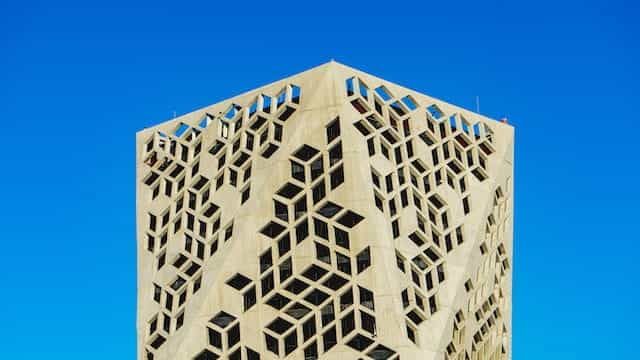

left=243, top=286, right=256, bottom=311
left=341, top=311, right=355, bottom=337
left=330, top=165, right=344, bottom=189
left=265, top=333, right=279, bottom=355
left=266, top=293, right=291, bottom=310
left=322, top=326, right=337, bottom=351
left=296, top=218, right=309, bottom=243
left=321, top=302, right=335, bottom=326
left=279, top=257, right=292, bottom=282
left=210, top=311, right=236, bottom=328
left=303, top=316, right=316, bottom=341
left=346, top=334, right=374, bottom=352
left=326, top=118, right=341, bottom=144
left=293, top=145, right=320, bottom=162
left=356, top=247, right=371, bottom=273
left=359, top=286, right=375, bottom=310
left=259, top=270, right=274, bottom=297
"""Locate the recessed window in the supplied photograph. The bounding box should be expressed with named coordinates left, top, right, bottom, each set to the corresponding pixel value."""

left=208, top=328, right=222, bottom=348
left=346, top=334, right=374, bottom=352
left=267, top=317, right=294, bottom=335
left=279, top=257, right=292, bottom=282
left=336, top=252, right=351, bottom=274
left=295, top=218, right=309, bottom=243
left=241, top=185, right=250, bottom=204
left=465, top=279, right=474, bottom=292
left=148, top=213, right=157, bottom=232
left=335, top=228, right=349, bottom=250
left=368, top=345, right=396, bottom=360
left=285, top=278, right=309, bottom=295
left=340, top=287, right=353, bottom=311
left=278, top=234, right=291, bottom=256
left=337, top=210, right=364, bottom=228
left=310, top=157, right=324, bottom=180
left=302, top=264, right=328, bottom=282
left=284, top=329, right=298, bottom=355
left=294, top=196, right=307, bottom=220
left=261, top=272, right=274, bottom=297
left=226, top=273, right=252, bottom=290
left=323, top=274, right=348, bottom=290
left=246, top=348, right=259, bottom=360
left=367, top=138, right=375, bottom=155
left=194, top=349, right=217, bottom=360
left=425, top=271, right=434, bottom=290
left=312, top=181, right=326, bottom=204
left=229, top=349, right=240, bottom=360
left=260, top=221, right=286, bottom=239
left=293, top=145, right=319, bottom=162
left=304, top=341, right=318, bottom=360
left=374, top=86, right=392, bottom=101
left=317, top=201, right=343, bottom=218
left=401, top=289, right=410, bottom=308
left=243, top=286, right=256, bottom=311
left=265, top=333, right=279, bottom=355
left=359, top=286, right=375, bottom=311
left=291, top=161, right=305, bottom=182
left=463, top=196, right=470, bottom=214
left=266, top=293, right=291, bottom=310
left=315, top=242, right=331, bottom=264
left=321, top=302, right=335, bottom=326
left=326, top=118, right=341, bottom=144
left=322, top=326, right=337, bottom=351
left=429, top=295, right=438, bottom=314
left=456, top=226, right=464, bottom=244
left=356, top=247, right=371, bottom=273
left=275, top=200, right=289, bottom=222
left=392, top=219, right=400, bottom=238
left=210, top=311, right=236, bottom=328
left=341, top=311, right=355, bottom=337
left=305, top=288, right=330, bottom=306
left=164, top=293, right=173, bottom=311
left=329, top=143, right=342, bottom=166
left=303, top=316, right=316, bottom=341
left=330, top=165, right=344, bottom=189
left=277, top=182, right=303, bottom=199
left=225, top=223, right=233, bottom=241
left=407, top=310, right=424, bottom=326
left=313, top=218, right=329, bottom=240
left=278, top=105, right=296, bottom=121
left=374, top=193, right=383, bottom=212
left=260, top=249, right=272, bottom=273
left=406, top=323, right=417, bottom=344
left=361, top=311, right=376, bottom=335
left=396, top=252, right=405, bottom=273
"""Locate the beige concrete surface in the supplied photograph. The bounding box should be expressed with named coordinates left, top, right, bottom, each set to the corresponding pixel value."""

left=136, top=61, right=514, bottom=360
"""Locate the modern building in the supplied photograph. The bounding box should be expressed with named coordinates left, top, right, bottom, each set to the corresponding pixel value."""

left=136, top=61, right=514, bottom=360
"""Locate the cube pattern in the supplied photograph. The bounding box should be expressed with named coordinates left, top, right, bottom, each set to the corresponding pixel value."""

left=136, top=61, right=514, bottom=360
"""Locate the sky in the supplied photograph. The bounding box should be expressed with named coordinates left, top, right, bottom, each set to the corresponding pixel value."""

left=1, top=0, right=639, bottom=359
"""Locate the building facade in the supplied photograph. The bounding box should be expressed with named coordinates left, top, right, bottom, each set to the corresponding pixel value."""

left=136, top=62, right=514, bottom=360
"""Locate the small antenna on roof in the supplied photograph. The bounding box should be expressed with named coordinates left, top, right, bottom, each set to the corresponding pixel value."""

left=475, top=96, right=480, bottom=113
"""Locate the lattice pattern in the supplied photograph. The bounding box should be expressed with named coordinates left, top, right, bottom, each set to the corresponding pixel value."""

left=136, top=61, right=513, bottom=360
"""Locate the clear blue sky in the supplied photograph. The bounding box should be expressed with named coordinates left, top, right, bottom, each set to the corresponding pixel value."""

left=1, top=0, right=638, bottom=359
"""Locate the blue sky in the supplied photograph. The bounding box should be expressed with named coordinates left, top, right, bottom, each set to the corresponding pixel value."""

left=1, top=0, right=638, bottom=359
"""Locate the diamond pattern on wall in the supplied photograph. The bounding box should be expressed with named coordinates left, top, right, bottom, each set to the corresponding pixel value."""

left=136, top=61, right=513, bottom=360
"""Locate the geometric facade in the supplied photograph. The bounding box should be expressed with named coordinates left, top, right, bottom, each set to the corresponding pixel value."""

left=136, top=61, right=514, bottom=360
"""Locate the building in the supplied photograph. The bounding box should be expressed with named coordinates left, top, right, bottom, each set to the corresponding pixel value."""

left=136, top=61, right=514, bottom=360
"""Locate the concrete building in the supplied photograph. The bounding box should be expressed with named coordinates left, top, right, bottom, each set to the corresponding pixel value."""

left=136, top=61, right=514, bottom=360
